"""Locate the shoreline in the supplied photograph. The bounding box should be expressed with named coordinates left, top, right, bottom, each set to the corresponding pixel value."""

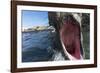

left=22, top=29, right=53, bottom=33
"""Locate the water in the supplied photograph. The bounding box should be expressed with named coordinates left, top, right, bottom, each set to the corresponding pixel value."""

left=22, top=30, right=65, bottom=62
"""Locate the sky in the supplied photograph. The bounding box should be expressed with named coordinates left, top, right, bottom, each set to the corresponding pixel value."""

left=22, top=10, right=49, bottom=29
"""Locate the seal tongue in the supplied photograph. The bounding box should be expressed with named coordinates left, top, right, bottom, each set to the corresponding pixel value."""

left=63, top=38, right=81, bottom=59
left=71, top=39, right=81, bottom=59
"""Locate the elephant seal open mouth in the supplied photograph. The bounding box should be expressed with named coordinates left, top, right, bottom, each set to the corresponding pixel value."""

left=59, top=14, right=83, bottom=60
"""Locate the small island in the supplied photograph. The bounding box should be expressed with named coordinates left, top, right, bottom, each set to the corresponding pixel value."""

left=22, top=26, right=55, bottom=32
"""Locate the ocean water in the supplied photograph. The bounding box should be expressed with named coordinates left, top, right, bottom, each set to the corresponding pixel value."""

left=22, top=30, right=65, bottom=62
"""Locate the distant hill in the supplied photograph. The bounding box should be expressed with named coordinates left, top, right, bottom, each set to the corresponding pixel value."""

left=22, top=26, right=55, bottom=32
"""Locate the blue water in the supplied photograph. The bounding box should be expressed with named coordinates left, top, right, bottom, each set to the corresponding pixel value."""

left=22, top=30, right=56, bottom=62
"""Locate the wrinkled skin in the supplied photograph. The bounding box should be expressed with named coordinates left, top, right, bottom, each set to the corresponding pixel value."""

left=60, top=20, right=81, bottom=59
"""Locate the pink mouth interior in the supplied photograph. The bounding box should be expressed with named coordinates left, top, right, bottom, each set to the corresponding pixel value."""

left=63, top=37, right=81, bottom=59
left=70, top=39, right=81, bottom=59
left=60, top=21, right=81, bottom=59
